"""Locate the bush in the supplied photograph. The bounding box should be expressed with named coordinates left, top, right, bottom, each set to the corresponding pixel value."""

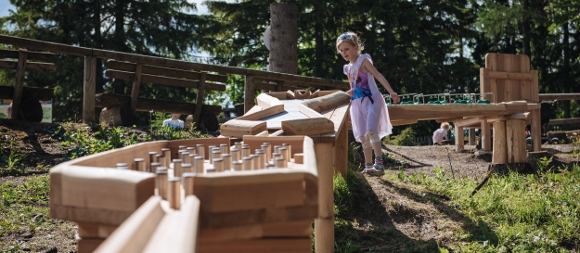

left=386, top=126, right=418, bottom=146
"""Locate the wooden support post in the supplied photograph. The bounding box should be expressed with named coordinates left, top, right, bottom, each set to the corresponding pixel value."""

left=481, top=120, right=491, bottom=151
left=11, top=49, right=27, bottom=120
left=130, top=63, right=143, bottom=113
left=531, top=108, right=541, bottom=151
left=507, top=119, right=527, bottom=163
left=455, top=126, right=464, bottom=152
left=276, top=81, right=284, bottom=92
left=192, top=72, right=207, bottom=124
left=83, top=55, right=96, bottom=124
left=314, top=142, right=334, bottom=253
left=492, top=121, right=507, bottom=164
left=244, top=75, right=255, bottom=113
left=333, top=114, right=348, bottom=176
left=468, top=128, right=476, bottom=145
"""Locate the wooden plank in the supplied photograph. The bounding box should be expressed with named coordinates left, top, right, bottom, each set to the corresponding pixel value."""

left=492, top=121, right=507, bottom=164
left=0, top=49, right=58, bottom=62
left=197, top=238, right=312, bottom=253
left=78, top=238, right=105, bottom=253
left=281, top=118, right=335, bottom=136
left=314, top=142, right=334, bottom=253
left=256, top=93, right=284, bottom=108
left=199, top=220, right=311, bottom=242
left=488, top=71, right=533, bottom=80
left=547, top=117, right=580, bottom=125
left=454, top=117, right=481, bottom=128
left=0, top=34, right=349, bottom=90
left=0, top=86, right=54, bottom=100
left=0, top=60, right=56, bottom=71
left=193, top=72, right=207, bottom=124
left=106, top=69, right=225, bottom=91
left=300, top=91, right=350, bottom=113
left=480, top=68, right=490, bottom=99
left=83, top=55, right=97, bottom=124
left=334, top=112, right=348, bottom=176
left=455, top=126, right=464, bottom=152
left=507, top=119, right=527, bottom=163
left=95, top=93, right=222, bottom=115
left=107, top=60, right=228, bottom=83
left=539, top=93, right=580, bottom=101
left=130, top=63, right=142, bottom=113
left=77, top=222, right=118, bottom=238
left=245, top=75, right=256, bottom=113
left=93, top=196, right=166, bottom=253
left=11, top=49, right=27, bottom=120
left=531, top=108, right=541, bottom=152
left=236, top=104, right=284, bottom=121
left=481, top=120, right=491, bottom=151
left=220, top=120, right=268, bottom=138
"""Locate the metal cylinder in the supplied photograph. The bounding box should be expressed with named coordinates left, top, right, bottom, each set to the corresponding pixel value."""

left=168, top=177, right=181, bottom=210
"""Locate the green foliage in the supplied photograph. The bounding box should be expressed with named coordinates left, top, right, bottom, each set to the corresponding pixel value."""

left=386, top=126, right=418, bottom=146
left=0, top=138, right=26, bottom=174
left=147, top=111, right=207, bottom=141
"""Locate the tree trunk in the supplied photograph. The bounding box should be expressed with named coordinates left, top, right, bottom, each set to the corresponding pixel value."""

left=269, top=3, right=298, bottom=75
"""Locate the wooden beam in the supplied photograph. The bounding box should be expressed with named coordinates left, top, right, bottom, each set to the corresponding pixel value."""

left=95, top=93, right=222, bottom=115
left=0, top=86, right=54, bottom=101
left=492, top=121, right=507, bottom=164
left=107, top=60, right=228, bottom=83
left=547, top=117, right=580, bottom=125
left=83, top=55, right=97, bottom=124
left=106, top=70, right=225, bottom=91
left=531, top=109, right=541, bottom=152
left=0, top=49, right=58, bottom=62
left=539, top=93, right=580, bottom=101
left=130, top=63, right=143, bottom=113
left=11, top=49, right=27, bottom=120
left=488, top=70, right=533, bottom=81
left=0, top=35, right=349, bottom=89
left=192, top=72, right=207, bottom=124
left=0, top=60, right=56, bottom=72
left=244, top=75, right=255, bottom=114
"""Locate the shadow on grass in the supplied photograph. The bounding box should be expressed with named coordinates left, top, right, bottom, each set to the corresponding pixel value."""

left=334, top=168, right=498, bottom=253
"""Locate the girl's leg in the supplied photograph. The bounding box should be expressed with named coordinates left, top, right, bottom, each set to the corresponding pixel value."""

left=360, top=134, right=373, bottom=168
left=368, top=132, right=384, bottom=169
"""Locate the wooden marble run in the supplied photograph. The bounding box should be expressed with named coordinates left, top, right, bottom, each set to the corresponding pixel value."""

left=50, top=89, right=352, bottom=253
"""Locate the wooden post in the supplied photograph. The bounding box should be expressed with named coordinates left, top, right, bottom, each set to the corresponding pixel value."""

left=83, top=55, right=96, bottom=124
left=269, top=3, right=298, bottom=74
left=507, top=119, right=527, bottom=163
left=481, top=120, right=492, bottom=151
left=455, top=126, right=464, bottom=152
left=192, top=72, right=207, bottom=124
left=492, top=121, right=507, bottom=164
left=530, top=70, right=541, bottom=151
left=333, top=114, right=348, bottom=176
left=468, top=128, right=476, bottom=145
left=314, top=142, right=334, bottom=253
left=244, top=75, right=255, bottom=113
left=130, top=63, right=143, bottom=113
left=11, top=49, right=27, bottom=120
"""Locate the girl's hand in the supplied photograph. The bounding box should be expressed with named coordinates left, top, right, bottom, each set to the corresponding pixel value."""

left=390, top=92, right=400, bottom=104
left=347, top=89, right=353, bottom=97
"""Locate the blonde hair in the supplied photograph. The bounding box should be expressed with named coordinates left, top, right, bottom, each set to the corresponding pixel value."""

left=440, top=122, right=450, bottom=130
left=336, top=32, right=364, bottom=54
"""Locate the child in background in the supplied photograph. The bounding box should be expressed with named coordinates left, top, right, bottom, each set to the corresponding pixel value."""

left=336, top=32, right=400, bottom=176
left=432, top=122, right=450, bottom=145
left=162, top=113, right=184, bottom=129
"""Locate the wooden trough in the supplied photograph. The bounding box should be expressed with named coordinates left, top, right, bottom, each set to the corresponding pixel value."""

left=50, top=135, right=319, bottom=253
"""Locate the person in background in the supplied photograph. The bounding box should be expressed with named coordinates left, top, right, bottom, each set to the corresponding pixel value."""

left=433, top=122, right=451, bottom=145
left=162, top=113, right=184, bottom=129
left=336, top=31, right=400, bottom=176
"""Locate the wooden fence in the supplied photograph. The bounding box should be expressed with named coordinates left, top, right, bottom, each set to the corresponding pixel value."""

left=0, top=34, right=349, bottom=127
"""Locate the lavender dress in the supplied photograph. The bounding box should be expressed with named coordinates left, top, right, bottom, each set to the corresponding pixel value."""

left=344, top=54, right=393, bottom=142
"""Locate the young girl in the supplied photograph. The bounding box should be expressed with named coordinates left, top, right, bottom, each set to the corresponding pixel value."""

left=336, top=32, right=400, bottom=175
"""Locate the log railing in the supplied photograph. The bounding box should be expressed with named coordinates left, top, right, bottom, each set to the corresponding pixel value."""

left=0, top=34, right=349, bottom=125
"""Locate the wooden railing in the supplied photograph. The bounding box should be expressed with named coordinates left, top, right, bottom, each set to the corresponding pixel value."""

left=0, top=34, right=349, bottom=125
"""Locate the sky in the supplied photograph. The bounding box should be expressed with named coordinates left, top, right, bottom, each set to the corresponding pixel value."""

left=0, top=0, right=209, bottom=17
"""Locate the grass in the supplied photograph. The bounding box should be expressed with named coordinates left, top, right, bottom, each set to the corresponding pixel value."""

left=333, top=155, right=580, bottom=252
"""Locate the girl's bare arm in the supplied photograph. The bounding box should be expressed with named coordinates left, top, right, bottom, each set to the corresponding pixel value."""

left=361, top=59, right=400, bottom=104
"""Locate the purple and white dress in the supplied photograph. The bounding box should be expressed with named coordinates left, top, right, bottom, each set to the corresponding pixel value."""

left=344, top=54, right=393, bottom=143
